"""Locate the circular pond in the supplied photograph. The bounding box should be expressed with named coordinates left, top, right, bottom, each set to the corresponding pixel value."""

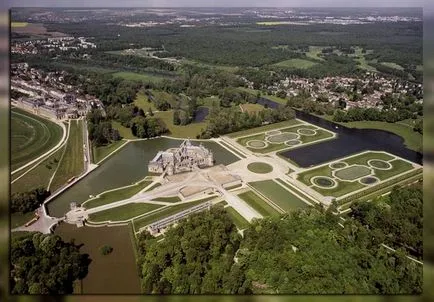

left=359, top=176, right=380, bottom=185
left=311, top=176, right=337, bottom=189
left=246, top=140, right=268, bottom=149
left=330, top=162, right=348, bottom=169
left=266, top=132, right=299, bottom=144
left=297, top=128, right=317, bottom=136
left=367, top=159, right=392, bottom=170
left=247, top=162, right=273, bottom=174
left=285, top=140, right=302, bottom=147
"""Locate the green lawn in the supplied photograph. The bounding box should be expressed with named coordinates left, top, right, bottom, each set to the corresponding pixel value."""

left=238, top=191, right=280, bottom=217
left=112, top=71, right=166, bottom=83
left=249, top=180, right=309, bottom=212
left=314, top=181, right=366, bottom=198
left=133, top=91, right=157, bottom=112
left=218, top=141, right=246, bottom=159
left=111, top=121, right=136, bottom=139
left=154, top=110, right=208, bottom=138
left=83, top=180, right=152, bottom=209
left=273, top=58, right=318, bottom=69
left=275, top=178, right=317, bottom=205
left=225, top=206, right=250, bottom=229
left=240, top=103, right=265, bottom=113
left=132, top=199, right=207, bottom=230
left=89, top=203, right=163, bottom=222
left=227, top=119, right=302, bottom=138
left=374, top=159, right=415, bottom=181
left=11, top=107, right=64, bottom=171
left=92, top=140, right=127, bottom=164
left=341, top=121, right=422, bottom=152
left=11, top=145, right=65, bottom=194
left=343, top=152, right=395, bottom=166
left=153, top=196, right=182, bottom=203
left=298, top=165, right=333, bottom=186
left=247, top=162, right=273, bottom=174
left=11, top=212, right=36, bottom=228
left=49, top=119, right=84, bottom=191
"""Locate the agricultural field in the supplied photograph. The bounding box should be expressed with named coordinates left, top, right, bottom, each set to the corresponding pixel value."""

left=236, top=123, right=334, bottom=153
left=297, top=151, right=418, bottom=198
left=249, top=180, right=309, bottom=212
left=49, top=119, right=85, bottom=191
left=11, top=107, right=64, bottom=171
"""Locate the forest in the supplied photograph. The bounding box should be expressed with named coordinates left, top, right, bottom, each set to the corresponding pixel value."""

left=11, top=188, right=50, bottom=214
left=10, top=233, right=90, bottom=294
left=135, top=185, right=423, bottom=294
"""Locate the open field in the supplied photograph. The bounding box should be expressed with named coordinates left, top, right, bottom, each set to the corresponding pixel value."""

left=273, top=58, right=317, bottom=69
left=133, top=91, right=158, bottom=112
left=55, top=223, right=140, bottom=294
left=11, top=22, right=28, bottom=27
left=153, top=110, right=208, bottom=138
left=236, top=123, right=334, bottom=153
left=297, top=151, right=417, bottom=198
left=11, top=145, right=65, bottom=194
left=381, top=62, right=405, bottom=70
left=11, top=22, right=66, bottom=37
left=227, top=119, right=302, bottom=138
left=83, top=179, right=153, bottom=209
left=249, top=180, right=309, bottom=212
left=226, top=206, right=250, bottom=229
left=340, top=121, right=422, bottom=152
left=236, top=87, right=288, bottom=105
left=89, top=203, right=163, bottom=222
left=112, top=71, right=167, bottom=83
left=132, top=199, right=209, bottom=231
left=49, top=119, right=84, bottom=191
left=111, top=121, right=136, bottom=139
left=238, top=191, right=280, bottom=217
left=306, top=46, right=326, bottom=61
left=240, top=103, right=264, bottom=114
left=92, top=139, right=127, bottom=164
left=11, top=108, right=63, bottom=171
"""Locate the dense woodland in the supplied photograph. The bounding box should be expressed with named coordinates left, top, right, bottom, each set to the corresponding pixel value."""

left=135, top=185, right=422, bottom=294
left=10, top=233, right=90, bottom=294
left=11, top=188, right=50, bottom=214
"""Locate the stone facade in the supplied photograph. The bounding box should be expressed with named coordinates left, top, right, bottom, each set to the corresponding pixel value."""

left=148, top=139, right=214, bottom=175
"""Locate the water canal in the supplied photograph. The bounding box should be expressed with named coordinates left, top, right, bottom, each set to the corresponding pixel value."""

left=47, top=138, right=239, bottom=217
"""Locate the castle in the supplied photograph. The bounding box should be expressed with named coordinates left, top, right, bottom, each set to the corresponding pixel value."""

left=148, top=139, right=214, bottom=175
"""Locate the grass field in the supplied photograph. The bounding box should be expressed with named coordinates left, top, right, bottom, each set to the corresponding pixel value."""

left=89, top=203, right=163, bottom=222
left=227, top=119, right=302, bottom=138
left=133, top=91, right=157, bottom=112
left=249, top=180, right=309, bottom=212
left=218, top=141, right=246, bottom=159
left=11, top=22, right=28, bottom=27
left=92, top=139, right=127, bottom=164
left=273, top=58, right=317, bottom=69
left=306, top=46, right=326, bottom=61
left=153, top=196, right=182, bottom=203
left=11, top=145, right=65, bottom=194
left=55, top=223, right=140, bottom=294
left=297, top=151, right=416, bottom=197
left=132, top=199, right=207, bottom=231
left=111, top=121, right=136, bottom=139
left=112, top=71, right=167, bottom=83
left=247, top=162, right=273, bottom=174
left=341, top=121, right=422, bottom=152
left=240, top=103, right=264, bottom=114
left=225, top=206, right=250, bottom=229
left=238, top=191, right=280, bottom=217
left=236, top=124, right=334, bottom=154
left=153, top=110, right=208, bottom=138
left=49, top=119, right=84, bottom=191
left=11, top=212, right=35, bottom=228
left=236, top=87, right=288, bottom=105
left=83, top=179, right=152, bottom=209
left=381, top=62, right=405, bottom=70
left=11, top=108, right=63, bottom=171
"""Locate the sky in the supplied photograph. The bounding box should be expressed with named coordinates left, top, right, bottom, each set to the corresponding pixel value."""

left=5, top=0, right=427, bottom=8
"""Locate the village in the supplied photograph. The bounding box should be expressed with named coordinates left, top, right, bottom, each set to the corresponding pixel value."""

left=11, top=36, right=97, bottom=55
